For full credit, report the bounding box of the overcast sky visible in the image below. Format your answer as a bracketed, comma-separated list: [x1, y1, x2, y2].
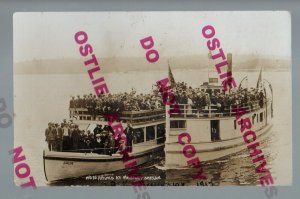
[13, 11, 291, 62]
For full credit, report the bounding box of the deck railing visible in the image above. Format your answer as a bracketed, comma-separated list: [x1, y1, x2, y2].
[69, 100, 271, 122]
[169, 101, 270, 119]
[69, 108, 165, 125]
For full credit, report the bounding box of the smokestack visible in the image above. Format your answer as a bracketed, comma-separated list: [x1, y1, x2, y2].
[227, 53, 232, 72]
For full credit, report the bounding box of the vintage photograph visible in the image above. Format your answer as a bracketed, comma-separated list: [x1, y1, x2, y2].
[13, 11, 292, 186]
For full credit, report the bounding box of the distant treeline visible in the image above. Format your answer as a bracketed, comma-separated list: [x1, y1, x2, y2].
[14, 55, 290, 74]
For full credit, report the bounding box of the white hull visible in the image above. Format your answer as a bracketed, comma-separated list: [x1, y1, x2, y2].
[165, 123, 273, 167]
[165, 101, 274, 167]
[43, 144, 164, 182]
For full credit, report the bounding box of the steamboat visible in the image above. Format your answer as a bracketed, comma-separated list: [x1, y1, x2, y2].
[43, 56, 273, 182]
[43, 109, 166, 182]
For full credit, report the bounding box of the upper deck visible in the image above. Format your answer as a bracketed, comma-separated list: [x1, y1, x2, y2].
[169, 100, 272, 119]
[69, 108, 165, 126]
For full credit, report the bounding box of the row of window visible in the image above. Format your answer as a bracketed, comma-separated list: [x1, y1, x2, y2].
[133, 124, 166, 144]
[170, 120, 186, 129]
[234, 111, 266, 130]
[170, 112, 266, 132]
[170, 110, 269, 130]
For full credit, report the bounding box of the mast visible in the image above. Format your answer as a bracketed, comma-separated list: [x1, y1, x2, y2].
[208, 51, 212, 82]
[256, 67, 263, 90]
[227, 53, 233, 94]
[168, 60, 176, 88]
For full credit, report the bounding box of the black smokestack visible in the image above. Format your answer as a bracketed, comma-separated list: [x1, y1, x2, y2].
[227, 53, 232, 72]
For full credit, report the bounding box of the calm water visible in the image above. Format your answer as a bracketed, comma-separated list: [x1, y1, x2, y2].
[14, 70, 292, 186]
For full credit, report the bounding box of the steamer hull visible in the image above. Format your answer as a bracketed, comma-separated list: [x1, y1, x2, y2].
[165, 100, 273, 167]
[43, 143, 164, 182]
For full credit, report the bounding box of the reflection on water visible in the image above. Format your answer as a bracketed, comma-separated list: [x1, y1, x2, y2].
[14, 71, 291, 186]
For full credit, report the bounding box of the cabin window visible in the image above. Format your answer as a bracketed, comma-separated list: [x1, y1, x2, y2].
[157, 124, 166, 144]
[170, 120, 186, 128]
[252, 114, 256, 124]
[260, 112, 263, 122]
[133, 128, 144, 144]
[146, 126, 155, 141]
[234, 120, 236, 130]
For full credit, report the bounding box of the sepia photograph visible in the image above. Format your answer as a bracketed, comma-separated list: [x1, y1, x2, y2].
[13, 11, 292, 187]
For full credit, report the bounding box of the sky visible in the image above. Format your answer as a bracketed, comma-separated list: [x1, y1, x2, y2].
[13, 11, 291, 63]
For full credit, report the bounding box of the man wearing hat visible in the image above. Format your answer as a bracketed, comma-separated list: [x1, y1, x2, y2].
[62, 123, 70, 151]
[45, 123, 57, 151]
[56, 123, 64, 151]
[70, 96, 76, 109]
[72, 125, 80, 151]
[124, 122, 134, 152]
[107, 132, 115, 155]
[93, 124, 103, 139]
[76, 95, 82, 108]
[94, 133, 103, 154]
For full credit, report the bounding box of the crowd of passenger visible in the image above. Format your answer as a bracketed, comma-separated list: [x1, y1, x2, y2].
[69, 90, 163, 115]
[172, 82, 266, 112]
[45, 120, 135, 155]
[69, 82, 266, 116]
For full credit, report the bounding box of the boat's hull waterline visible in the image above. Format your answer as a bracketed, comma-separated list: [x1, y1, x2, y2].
[43, 144, 164, 182]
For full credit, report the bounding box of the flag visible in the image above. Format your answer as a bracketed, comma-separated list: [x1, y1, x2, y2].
[256, 68, 263, 90]
[168, 61, 176, 88]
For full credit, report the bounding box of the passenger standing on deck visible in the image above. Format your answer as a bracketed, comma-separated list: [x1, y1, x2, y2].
[69, 96, 76, 108]
[94, 133, 102, 154]
[56, 123, 64, 151]
[108, 132, 115, 155]
[72, 125, 80, 150]
[68, 124, 74, 150]
[84, 130, 93, 149]
[62, 123, 70, 151]
[45, 123, 52, 151]
[45, 123, 57, 151]
[100, 126, 109, 154]
[79, 130, 85, 149]
[93, 124, 103, 139]
[54, 123, 59, 151]
[124, 122, 134, 152]
[69, 96, 76, 115]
